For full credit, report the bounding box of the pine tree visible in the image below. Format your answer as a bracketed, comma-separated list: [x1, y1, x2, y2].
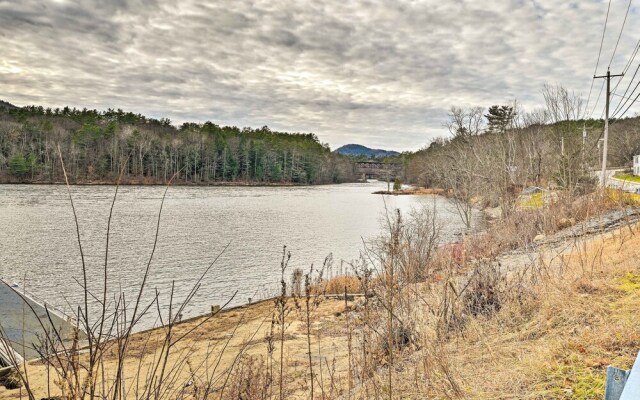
[485, 105, 515, 134]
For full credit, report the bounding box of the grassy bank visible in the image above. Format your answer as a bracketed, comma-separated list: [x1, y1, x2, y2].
[614, 174, 640, 184]
[433, 223, 640, 398]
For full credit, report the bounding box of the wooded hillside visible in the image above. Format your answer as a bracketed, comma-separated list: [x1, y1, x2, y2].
[405, 86, 640, 226]
[0, 103, 357, 185]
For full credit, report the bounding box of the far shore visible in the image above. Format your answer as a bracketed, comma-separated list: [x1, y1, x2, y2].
[373, 187, 447, 195]
[0, 180, 355, 187]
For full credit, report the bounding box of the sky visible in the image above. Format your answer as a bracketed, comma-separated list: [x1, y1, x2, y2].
[1, 0, 640, 151]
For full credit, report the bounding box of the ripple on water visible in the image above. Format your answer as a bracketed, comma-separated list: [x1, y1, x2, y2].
[0, 182, 477, 330]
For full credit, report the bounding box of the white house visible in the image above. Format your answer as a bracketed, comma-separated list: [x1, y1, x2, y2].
[635, 155, 640, 176]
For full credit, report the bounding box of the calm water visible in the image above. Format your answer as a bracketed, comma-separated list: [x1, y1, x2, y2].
[0, 182, 472, 329]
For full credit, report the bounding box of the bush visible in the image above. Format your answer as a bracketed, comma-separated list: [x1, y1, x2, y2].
[463, 261, 504, 317]
[393, 177, 402, 191]
[8, 153, 30, 178]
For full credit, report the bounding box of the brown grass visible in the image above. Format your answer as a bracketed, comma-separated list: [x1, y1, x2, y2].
[389, 222, 640, 399]
[313, 275, 361, 295]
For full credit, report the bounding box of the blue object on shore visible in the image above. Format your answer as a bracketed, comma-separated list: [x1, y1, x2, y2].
[605, 351, 640, 400]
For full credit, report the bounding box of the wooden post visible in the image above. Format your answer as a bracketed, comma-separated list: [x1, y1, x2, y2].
[211, 304, 221, 316]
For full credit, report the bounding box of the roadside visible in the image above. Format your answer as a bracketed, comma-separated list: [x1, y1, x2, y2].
[441, 220, 640, 399]
[609, 176, 640, 194]
[498, 207, 640, 273]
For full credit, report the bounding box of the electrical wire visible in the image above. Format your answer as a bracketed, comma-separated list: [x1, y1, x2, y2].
[608, 0, 633, 68]
[584, 0, 613, 118]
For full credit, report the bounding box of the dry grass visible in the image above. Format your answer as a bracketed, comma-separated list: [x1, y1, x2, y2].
[519, 191, 545, 209]
[606, 188, 640, 205]
[313, 275, 361, 295]
[389, 222, 640, 399]
[463, 191, 613, 261]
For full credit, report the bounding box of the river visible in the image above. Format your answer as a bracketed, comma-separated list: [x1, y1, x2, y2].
[0, 181, 474, 329]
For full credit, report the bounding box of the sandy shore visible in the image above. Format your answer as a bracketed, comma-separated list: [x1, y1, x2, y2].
[0, 297, 354, 399]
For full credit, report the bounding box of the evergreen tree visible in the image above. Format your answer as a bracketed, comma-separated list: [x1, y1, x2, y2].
[8, 153, 29, 178]
[485, 105, 515, 134]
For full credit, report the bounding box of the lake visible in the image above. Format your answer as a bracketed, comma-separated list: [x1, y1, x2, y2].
[0, 182, 473, 329]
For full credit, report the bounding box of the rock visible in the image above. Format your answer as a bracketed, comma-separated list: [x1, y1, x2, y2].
[483, 206, 502, 219]
[557, 218, 574, 229]
[0, 368, 22, 389]
[534, 234, 546, 242]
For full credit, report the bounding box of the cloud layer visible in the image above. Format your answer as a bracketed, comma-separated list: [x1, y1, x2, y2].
[1, 0, 639, 150]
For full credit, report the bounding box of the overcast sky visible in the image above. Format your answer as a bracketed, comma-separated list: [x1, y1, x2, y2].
[1, 0, 639, 151]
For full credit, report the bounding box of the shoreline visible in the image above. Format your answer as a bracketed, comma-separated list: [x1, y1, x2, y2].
[0, 179, 423, 189]
[373, 187, 447, 195]
[0, 180, 354, 188]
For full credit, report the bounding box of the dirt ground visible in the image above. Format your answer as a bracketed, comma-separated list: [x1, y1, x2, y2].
[0, 296, 355, 399]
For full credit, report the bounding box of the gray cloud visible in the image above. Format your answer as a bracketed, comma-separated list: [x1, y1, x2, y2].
[1, 0, 638, 150]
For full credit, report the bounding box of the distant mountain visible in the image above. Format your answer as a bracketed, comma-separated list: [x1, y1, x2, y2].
[334, 144, 400, 158]
[0, 100, 17, 110]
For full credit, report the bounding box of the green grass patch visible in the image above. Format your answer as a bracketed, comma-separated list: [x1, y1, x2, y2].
[606, 189, 640, 205]
[619, 272, 640, 293]
[537, 358, 606, 400]
[519, 192, 544, 209]
[613, 174, 640, 183]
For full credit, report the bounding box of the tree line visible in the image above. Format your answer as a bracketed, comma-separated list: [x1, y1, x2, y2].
[0, 103, 357, 185]
[405, 84, 640, 227]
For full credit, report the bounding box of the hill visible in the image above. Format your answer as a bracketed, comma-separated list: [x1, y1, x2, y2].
[334, 144, 400, 158]
[0, 100, 17, 110]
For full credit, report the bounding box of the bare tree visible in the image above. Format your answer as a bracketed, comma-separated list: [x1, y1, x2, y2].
[542, 83, 584, 122]
[521, 108, 550, 128]
[609, 121, 640, 167]
[445, 106, 485, 138]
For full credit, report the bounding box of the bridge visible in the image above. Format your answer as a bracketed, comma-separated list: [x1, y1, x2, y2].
[355, 161, 403, 180]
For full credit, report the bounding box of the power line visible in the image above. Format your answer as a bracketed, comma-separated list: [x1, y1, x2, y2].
[590, 80, 606, 118]
[608, 0, 633, 68]
[611, 40, 640, 118]
[612, 87, 640, 120]
[621, 38, 640, 73]
[585, 0, 613, 118]
[608, 1, 638, 116]
[610, 62, 640, 117]
[582, 0, 634, 145]
[592, 1, 637, 121]
[609, 38, 640, 103]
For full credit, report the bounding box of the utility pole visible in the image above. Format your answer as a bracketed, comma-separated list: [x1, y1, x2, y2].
[594, 67, 624, 187]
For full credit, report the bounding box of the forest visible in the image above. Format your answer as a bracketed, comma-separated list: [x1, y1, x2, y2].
[0, 102, 357, 185]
